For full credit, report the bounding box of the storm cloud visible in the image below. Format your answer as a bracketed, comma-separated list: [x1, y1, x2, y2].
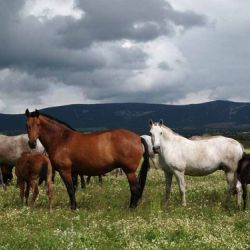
[0, 0, 249, 113]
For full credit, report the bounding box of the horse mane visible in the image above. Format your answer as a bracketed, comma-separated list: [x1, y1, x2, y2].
[41, 113, 76, 131]
[161, 125, 179, 138]
[29, 111, 76, 131]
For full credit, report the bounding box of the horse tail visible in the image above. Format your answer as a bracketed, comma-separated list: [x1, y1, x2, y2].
[138, 137, 150, 198]
[38, 162, 48, 185]
[38, 157, 53, 185]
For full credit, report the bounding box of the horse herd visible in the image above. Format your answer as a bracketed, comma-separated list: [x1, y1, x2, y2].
[0, 109, 250, 211]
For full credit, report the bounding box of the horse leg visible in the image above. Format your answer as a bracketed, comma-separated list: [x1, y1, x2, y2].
[80, 175, 86, 189]
[236, 179, 242, 207]
[174, 170, 186, 206]
[59, 170, 77, 210]
[115, 168, 123, 177]
[98, 175, 103, 185]
[225, 171, 236, 205]
[24, 182, 30, 206]
[242, 183, 248, 211]
[47, 180, 53, 210]
[18, 179, 25, 205]
[30, 179, 39, 207]
[126, 172, 141, 208]
[51, 168, 56, 183]
[72, 174, 78, 192]
[164, 171, 173, 205]
[86, 176, 91, 184]
[0, 167, 6, 190]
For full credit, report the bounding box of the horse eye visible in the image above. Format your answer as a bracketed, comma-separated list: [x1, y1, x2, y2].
[149, 132, 152, 136]
[160, 132, 163, 135]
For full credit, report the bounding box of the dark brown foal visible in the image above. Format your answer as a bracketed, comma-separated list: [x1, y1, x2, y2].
[15, 152, 53, 209]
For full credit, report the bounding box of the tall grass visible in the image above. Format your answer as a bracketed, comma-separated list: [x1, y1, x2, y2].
[0, 169, 249, 249]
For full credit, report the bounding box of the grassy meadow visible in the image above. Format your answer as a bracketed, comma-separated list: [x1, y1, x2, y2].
[1, 154, 250, 249]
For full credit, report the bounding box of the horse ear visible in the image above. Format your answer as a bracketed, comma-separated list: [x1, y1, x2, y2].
[159, 119, 164, 126]
[35, 109, 39, 117]
[149, 119, 153, 127]
[25, 109, 30, 117]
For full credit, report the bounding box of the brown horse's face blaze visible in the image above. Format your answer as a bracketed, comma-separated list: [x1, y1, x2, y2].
[25, 110, 40, 149]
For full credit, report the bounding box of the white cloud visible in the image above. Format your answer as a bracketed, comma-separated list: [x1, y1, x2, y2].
[39, 84, 94, 108]
[173, 90, 213, 105]
[21, 0, 84, 21]
[0, 68, 94, 113]
[124, 37, 189, 91]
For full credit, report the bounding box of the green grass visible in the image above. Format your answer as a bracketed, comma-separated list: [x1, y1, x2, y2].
[0, 169, 250, 249]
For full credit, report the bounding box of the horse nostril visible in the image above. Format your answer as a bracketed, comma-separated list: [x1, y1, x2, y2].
[28, 140, 37, 149]
[153, 146, 160, 153]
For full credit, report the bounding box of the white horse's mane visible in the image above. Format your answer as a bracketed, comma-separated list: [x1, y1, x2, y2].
[160, 124, 181, 139]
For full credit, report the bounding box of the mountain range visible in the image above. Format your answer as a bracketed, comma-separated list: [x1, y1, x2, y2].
[1, 100, 250, 135]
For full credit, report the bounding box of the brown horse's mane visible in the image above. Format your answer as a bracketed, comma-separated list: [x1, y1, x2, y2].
[29, 111, 76, 131]
[29, 111, 114, 135]
[39, 113, 114, 135]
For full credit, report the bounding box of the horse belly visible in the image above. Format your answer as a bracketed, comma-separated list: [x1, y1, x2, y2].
[184, 153, 221, 176]
[185, 164, 220, 176]
[71, 149, 116, 175]
[72, 161, 115, 175]
[0, 150, 17, 166]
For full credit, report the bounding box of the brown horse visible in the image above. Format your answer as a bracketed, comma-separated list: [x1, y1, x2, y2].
[15, 152, 53, 209]
[237, 153, 250, 210]
[25, 109, 149, 209]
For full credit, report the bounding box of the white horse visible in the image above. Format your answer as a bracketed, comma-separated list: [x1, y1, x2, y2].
[140, 135, 160, 169]
[149, 119, 244, 206]
[0, 134, 45, 166]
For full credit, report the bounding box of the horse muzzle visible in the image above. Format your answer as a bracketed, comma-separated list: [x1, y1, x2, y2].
[28, 140, 37, 149]
[153, 146, 161, 154]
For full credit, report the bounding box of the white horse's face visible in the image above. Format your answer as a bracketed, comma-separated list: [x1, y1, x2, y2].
[149, 120, 163, 154]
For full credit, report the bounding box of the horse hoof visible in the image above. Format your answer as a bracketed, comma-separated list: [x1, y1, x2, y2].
[129, 203, 137, 209]
[71, 204, 76, 210]
[160, 199, 169, 208]
[164, 202, 170, 208]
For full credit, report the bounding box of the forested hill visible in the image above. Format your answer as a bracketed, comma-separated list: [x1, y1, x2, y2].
[1, 100, 250, 135]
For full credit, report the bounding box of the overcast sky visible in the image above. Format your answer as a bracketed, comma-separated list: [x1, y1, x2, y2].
[0, 0, 249, 113]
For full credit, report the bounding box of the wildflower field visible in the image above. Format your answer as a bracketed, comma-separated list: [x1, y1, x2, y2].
[0, 162, 250, 249]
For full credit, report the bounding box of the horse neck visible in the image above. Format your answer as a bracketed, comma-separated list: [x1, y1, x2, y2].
[38, 116, 72, 153]
[162, 126, 177, 141]
[161, 126, 187, 145]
